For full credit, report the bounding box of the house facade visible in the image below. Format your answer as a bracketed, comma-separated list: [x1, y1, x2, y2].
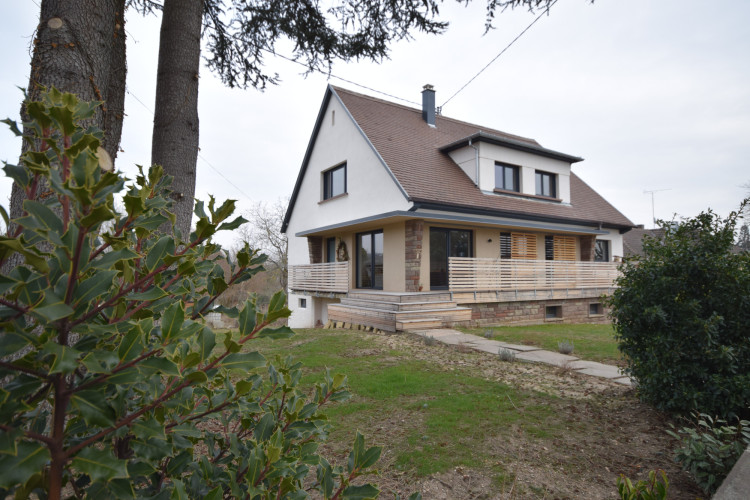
[282, 85, 634, 331]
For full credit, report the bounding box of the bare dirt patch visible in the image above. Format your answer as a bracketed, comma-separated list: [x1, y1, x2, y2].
[332, 329, 703, 499]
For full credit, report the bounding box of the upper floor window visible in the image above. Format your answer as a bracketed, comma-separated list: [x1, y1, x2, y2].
[535, 170, 556, 198]
[594, 240, 610, 262]
[495, 162, 519, 192]
[323, 163, 346, 200]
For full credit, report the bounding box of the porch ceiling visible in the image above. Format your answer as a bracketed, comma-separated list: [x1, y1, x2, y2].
[295, 209, 609, 237]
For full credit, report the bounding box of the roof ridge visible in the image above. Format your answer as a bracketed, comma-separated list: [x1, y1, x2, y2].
[331, 85, 540, 146]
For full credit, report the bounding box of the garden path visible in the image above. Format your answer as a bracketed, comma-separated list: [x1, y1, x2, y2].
[414, 328, 633, 386]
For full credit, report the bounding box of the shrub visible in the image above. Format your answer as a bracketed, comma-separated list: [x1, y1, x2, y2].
[0, 89, 381, 499]
[668, 413, 750, 494]
[608, 206, 750, 418]
[616, 469, 669, 500]
[498, 348, 516, 362]
[557, 340, 574, 355]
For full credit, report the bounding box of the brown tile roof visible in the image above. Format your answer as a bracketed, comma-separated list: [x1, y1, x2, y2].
[623, 227, 665, 257]
[334, 86, 634, 230]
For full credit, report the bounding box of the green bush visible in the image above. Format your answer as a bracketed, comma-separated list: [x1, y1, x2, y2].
[0, 89, 382, 499]
[616, 469, 669, 500]
[608, 206, 750, 419]
[668, 413, 750, 495]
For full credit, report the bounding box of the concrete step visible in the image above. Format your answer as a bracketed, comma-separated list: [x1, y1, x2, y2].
[346, 291, 452, 303]
[339, 298, 460, 311]
[393, 307, 472, 321]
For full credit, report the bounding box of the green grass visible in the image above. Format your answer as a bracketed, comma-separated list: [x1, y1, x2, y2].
[243, 328, 565, 479]
[461, 323, 623, 365]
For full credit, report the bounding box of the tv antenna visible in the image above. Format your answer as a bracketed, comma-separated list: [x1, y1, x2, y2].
[643, 189, 671, 228]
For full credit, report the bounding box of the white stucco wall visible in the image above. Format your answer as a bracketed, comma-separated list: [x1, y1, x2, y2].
[595, 229, 624, 261]
[447, 143, 573, 203]
[285, 93, 412, 270]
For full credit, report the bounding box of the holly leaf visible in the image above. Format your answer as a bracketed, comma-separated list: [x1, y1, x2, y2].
[220, 352, 265, 373]
[0, 441, 50, 489]
[72, 447, 129, 483]
[71, 390, 116, 427]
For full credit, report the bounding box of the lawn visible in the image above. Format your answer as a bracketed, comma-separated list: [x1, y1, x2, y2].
[239, 327, 700, 498]
[460, 323, 624, 365]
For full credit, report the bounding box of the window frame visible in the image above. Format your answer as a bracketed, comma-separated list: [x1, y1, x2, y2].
[535, 170, 557, 198]
[594, 240, 610, 262]
[322, 163, 347, 200]
[495, 162, 520, 192]
[325, 237, 336, 263]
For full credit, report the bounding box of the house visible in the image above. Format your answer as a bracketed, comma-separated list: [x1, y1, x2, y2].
[282, 85, 635, 331]
[623, 226, 665, 258]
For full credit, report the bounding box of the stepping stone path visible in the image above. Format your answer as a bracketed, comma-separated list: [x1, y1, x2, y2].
[414, 328, 633, 386]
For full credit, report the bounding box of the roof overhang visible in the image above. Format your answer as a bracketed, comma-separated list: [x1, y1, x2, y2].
[295, 208, 613, 238]
[440, 131, 584, 164]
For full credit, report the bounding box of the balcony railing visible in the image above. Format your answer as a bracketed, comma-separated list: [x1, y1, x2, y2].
[288, 262, 350, 293]
[449, 257, 620, 292]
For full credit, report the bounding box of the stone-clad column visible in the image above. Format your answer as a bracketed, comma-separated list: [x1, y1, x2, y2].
[405, 220, 424, 292]
[307, 236, 323, 264]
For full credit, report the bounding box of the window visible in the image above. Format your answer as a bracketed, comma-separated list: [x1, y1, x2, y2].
[535, 170, 556, 198]
[299, 298, 307, 309]
[326, 237, 336, 263]
[545, 235, 576, 261]
[356, 230, 383, 289]
[589, 303, 602, 315]
[545, 305, 562, 320]
[500, 232, 536, 259]
[500, 232, 511, 259]
[323, 163, 346, 200]
[495, 163, 519, 192]
[594, 240, 610, 262]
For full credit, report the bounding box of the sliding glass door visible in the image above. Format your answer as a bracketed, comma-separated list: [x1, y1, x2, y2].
[356, 230, 383, 289]
[429, 228, 472, 289]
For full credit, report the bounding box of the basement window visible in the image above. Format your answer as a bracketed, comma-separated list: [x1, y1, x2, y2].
[589, 303, 602, 316]
[299, 298, 307, 309]
[545, 305, 562, 320]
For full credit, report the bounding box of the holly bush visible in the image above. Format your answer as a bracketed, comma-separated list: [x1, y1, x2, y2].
[0, 89, 384, 499]
[608, 206, 750, 419]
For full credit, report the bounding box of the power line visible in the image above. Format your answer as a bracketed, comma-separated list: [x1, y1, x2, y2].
[441, 0, 558, 108]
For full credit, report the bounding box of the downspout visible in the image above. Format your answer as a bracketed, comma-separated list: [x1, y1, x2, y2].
[468, 138, 479, 187]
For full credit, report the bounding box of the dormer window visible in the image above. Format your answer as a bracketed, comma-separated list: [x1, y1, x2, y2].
[535, 170, 556, 198]
[323, 163, 346, 200]
[495, 162, 519, 192]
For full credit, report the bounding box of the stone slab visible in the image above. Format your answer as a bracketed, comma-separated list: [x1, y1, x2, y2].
[713, 447, 750, 500]
[568, 360, 627, 379]
[611, 377, 633, 386]
[514, 350, 579, 367]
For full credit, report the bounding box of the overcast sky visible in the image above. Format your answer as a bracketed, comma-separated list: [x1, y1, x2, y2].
[2, 0, 749, 248]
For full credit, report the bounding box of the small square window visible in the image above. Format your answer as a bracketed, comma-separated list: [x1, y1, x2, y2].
[589, 303, 602, 315]
[323, 163, 346, 200]
[535, 170, 557, 198]
[299, 298, 307, 309]
[545, 305, 562, 319]
[495, 163, 519, 192]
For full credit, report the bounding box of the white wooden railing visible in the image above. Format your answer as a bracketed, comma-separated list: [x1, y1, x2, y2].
[288, 262, 350, 293]
[449, 257, 620, 292]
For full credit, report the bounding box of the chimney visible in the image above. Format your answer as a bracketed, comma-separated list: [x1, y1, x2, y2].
[421, 84, 436, 127]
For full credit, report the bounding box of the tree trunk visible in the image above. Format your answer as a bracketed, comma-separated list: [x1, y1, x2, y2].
[6, 0, 126, 266]
[151, 0, 204, 240]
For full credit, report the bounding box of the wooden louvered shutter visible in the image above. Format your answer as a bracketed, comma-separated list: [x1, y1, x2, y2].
[553, 235, 576, 261]
[511, 233, 537, 259]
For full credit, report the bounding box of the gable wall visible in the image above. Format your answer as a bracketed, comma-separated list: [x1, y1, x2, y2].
[286, 94, 411, 266]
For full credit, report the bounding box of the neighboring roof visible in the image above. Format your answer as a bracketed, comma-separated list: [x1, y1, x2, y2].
[623, 227, 665, 257]
[283, 85, 635, 233]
